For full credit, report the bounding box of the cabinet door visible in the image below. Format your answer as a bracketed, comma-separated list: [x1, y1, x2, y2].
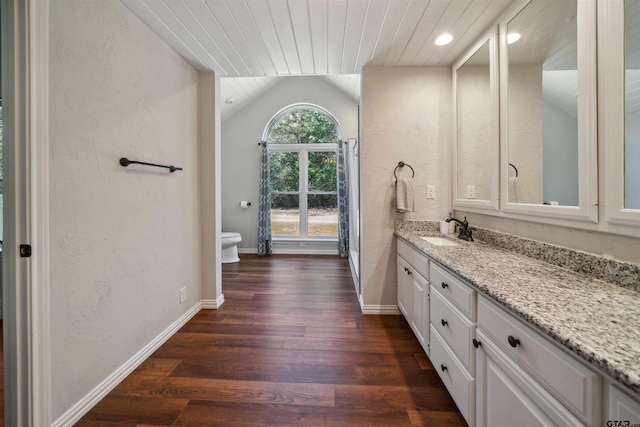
[609, 386, 640, 425]
[475, 330, 583, 427]
[396, 256, 412, 320]
[411, 271, 429, 352]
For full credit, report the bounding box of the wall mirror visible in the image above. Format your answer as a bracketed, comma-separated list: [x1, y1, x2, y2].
[500, 0, 597, 222]
[453, 28, 499, 213]
[602, 0, 640, 229]
[625, 0, 640, 211]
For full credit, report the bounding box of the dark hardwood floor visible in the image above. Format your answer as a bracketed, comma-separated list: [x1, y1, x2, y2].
[76, 255, 465, 426]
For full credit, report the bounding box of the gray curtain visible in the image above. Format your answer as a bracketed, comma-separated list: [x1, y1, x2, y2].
[338, 140, 349, 257]
[257, 141, 272, 255]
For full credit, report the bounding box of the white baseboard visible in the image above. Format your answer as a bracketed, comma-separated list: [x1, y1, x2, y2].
[238, 247, 339, 255]
[201, 294, 225, 309]
[52, 301, 202, 427]
[361, 304, 402, 315]
[272, 248, 339, 255]
[237, 248, 257, 254]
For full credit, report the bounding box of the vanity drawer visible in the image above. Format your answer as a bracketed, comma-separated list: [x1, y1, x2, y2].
[477, 296, 600, 425]
[430, 287, 475, 374]
[397, 239, 429, 275]
[430, 263, 476, 319]
[430, 326, 475, 426]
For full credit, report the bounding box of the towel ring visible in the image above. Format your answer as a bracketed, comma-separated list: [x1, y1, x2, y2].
[509, 163, 519, 177]
[394, 161, 415, 179]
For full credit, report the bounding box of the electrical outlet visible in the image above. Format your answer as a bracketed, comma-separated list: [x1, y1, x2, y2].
[427, 186, 435, 199]
[467, 185, 476, 199]
[180, 287, 187, 304]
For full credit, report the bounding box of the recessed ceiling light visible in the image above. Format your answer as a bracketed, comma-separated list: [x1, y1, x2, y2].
[435, 33, 453, 46]
[507, 32, 522, 44]
[224, 97, 234, 105]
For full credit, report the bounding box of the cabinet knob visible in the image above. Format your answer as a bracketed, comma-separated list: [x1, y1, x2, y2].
[441, 282, 449, 289]
[440, 364, 448, 372]
[441, 319, 448, 327]
[407, 270, 412, 275]
[472, 338, 482, 349]
[404, 267, 408, 272]
[508, 335, 520, 348]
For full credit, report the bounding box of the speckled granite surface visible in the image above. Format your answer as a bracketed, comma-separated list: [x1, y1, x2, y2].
[395, 220, 640, 396]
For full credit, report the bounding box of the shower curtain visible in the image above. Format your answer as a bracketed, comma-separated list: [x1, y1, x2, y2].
[338, 140, 349, 257]
[257, 141, 273, 255]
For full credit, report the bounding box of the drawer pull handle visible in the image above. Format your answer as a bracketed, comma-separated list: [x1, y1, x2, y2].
[441, 319, 448, 327]
[440, 364, 448, 372]
[472, 338, 482, 348]
[441, 282, 449, 289]
[508, 335, 520, 348]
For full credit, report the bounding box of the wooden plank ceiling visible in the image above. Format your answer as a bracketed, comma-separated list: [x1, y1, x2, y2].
[121, 0, 516, 119]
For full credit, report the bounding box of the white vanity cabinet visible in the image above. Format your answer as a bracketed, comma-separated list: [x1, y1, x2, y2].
[476, 295, 601, 426]
[395, 237, 640, 426]
[429, 263, 477, 426]
[608, 386, 640, 425]
[396, 239, 429, 355]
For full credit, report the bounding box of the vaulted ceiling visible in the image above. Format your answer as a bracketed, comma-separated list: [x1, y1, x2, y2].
[122, 0, 516, 119]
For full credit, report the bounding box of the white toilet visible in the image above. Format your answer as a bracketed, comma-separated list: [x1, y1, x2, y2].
[221, 232, 242, 263]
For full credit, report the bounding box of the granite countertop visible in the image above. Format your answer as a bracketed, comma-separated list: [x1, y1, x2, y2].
[395, 223, 640, 396]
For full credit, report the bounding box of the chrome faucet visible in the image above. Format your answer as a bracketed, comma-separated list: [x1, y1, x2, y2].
[445, 215, 474, 242]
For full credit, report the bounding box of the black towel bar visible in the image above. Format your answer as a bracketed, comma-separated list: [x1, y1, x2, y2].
[120, 157, 182, 173]
[394, 161, 415, 179]
[509, 163, 518, 177]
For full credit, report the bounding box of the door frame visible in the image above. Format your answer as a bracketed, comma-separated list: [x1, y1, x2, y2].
[2, 0, 51, 425]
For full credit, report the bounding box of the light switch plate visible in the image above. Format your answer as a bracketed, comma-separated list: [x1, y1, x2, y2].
[467, 185, 476, 199]
[427, 186, 436, 199]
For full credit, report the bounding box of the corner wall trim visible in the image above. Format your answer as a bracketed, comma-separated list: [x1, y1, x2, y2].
[51, 302, 202, 427]
[201, 294, 224, 309]
[360, 304, 402, 315]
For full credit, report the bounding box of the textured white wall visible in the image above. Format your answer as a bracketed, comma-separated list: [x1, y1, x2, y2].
[221, 77, 358, 251]
[50, 0, 201, 419]
[199, 73, 221, 301]
[360, 66, 451, 308]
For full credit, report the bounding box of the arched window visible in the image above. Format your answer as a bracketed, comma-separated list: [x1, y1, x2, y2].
[264, 104, 343, 239]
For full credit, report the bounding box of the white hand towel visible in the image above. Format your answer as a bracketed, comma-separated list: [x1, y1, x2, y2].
[396, 177, 415, 212]
[508, 176, 521, 203]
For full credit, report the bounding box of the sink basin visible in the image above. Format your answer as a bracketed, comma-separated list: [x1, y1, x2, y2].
[420, 236, 461, 247]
